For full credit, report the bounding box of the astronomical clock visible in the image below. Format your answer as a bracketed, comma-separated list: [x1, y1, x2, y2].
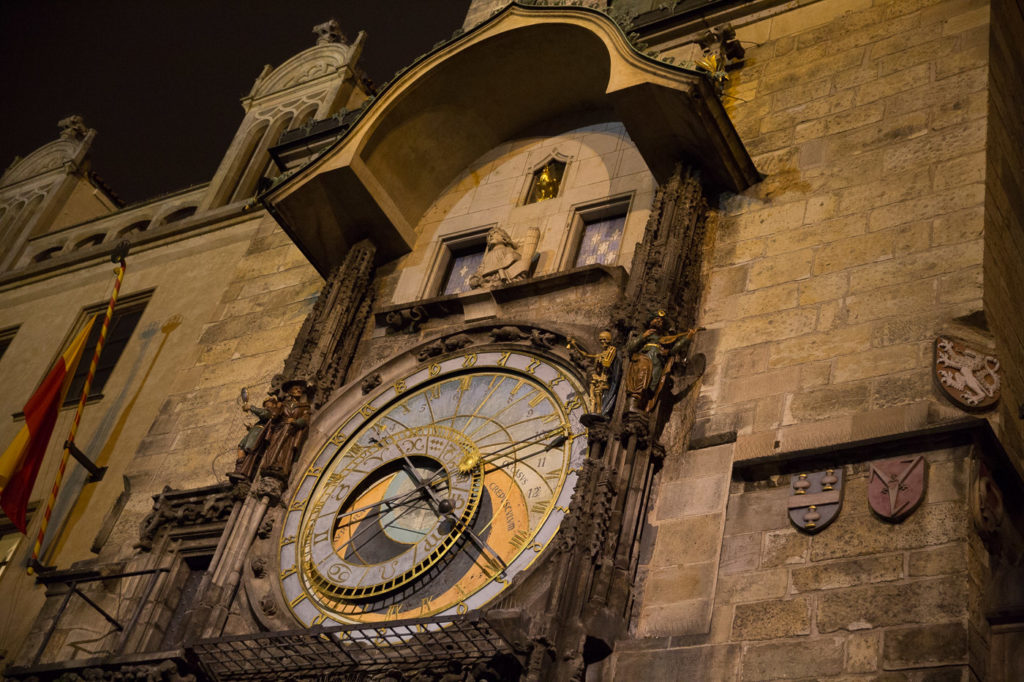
[267, 345, 589, 630]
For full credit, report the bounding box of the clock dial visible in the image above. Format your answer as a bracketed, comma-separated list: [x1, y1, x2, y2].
[278, 349, 588, 628]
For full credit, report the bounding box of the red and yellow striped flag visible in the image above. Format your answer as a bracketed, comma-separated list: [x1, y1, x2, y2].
[0, 318, 95, 533]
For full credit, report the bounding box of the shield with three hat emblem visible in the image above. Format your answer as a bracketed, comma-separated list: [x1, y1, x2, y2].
[788, 469, 843, 533]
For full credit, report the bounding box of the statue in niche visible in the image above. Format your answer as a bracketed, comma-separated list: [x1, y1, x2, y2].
[468, 225, 539, 289]
[259, 380, 312, 482]
[229, 390, 280, 482]
[624, 311, 697, 413]
[568, 331, 621, 420]
[526, 160, 565, 204]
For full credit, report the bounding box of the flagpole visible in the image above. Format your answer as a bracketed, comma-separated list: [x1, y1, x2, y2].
[30, 244, 129, 571]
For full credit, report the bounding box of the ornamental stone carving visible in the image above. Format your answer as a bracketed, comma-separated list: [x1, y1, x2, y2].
[468, 226, 539, 289]
[934, 335, 1001, 410]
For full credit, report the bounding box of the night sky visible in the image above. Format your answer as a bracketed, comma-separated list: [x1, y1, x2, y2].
[0, 1, 472, 204]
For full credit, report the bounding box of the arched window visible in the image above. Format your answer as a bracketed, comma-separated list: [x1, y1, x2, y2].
[162, 207, 197, 224]
[74, 233, 105, 249]
[32, 246, 63, 263]
[116, 219, 151, 238]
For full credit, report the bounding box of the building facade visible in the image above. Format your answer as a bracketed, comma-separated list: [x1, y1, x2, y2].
[0, 1, 1021, 680]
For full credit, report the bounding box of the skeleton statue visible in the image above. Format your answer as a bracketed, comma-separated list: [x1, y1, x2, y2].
[567, 331, 621, 418]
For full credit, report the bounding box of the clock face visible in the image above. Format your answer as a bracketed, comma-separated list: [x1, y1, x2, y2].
[278, 348, 588, 627]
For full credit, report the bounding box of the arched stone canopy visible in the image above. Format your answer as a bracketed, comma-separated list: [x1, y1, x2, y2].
[264, 3, 758, 275]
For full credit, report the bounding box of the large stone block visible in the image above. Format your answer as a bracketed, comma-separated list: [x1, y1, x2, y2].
[717, 308, 820, 352]
[645, 562, 718, 604]
[813, 230, 895, 275]
[732, 597, 810, 640]
[721, 367, 801, 404]
[719, 532, 761, 575]
[817, 575, 967, 633]
[847, 629, 880, 673]
[832, 344, 921, 383]
[724, 486, 791, 535]
[909, 544, 967, 577]
[746, 250, 814, 290]
[798, 271, 850, 306]
[788, 382, 871, 421]
[848, 241, 983, 294]
[791, 554, 902, 592]
[611, 644, 739, 682]
[761, 529, 809, 568]
[740, 636, 845, 681]
[664, 443, 733, 481]
[656, 475, 729, 519]
[845, 280, 936, 324]
[650, 513, 724, 566]
[716, 569, 788, 604]
[638, 599, 714, 638]
[767, 324, 873, 368]
[735, 282, 800, 318]
[882, 622, 968, 669]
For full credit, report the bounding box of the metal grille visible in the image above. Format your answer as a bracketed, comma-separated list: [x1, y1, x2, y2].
[188, 614, 519, 681]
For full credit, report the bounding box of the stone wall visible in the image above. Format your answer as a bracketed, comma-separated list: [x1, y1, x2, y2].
[0, 215, 320, 663]
[614, 443, 989, 680]
[106, 215, 320, 561]
[688, 0, 992, 456]
[984, 0, 1024, 465]
[616, 0, 1015, 678]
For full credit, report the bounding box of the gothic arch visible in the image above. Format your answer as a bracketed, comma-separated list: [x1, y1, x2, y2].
[251, 43, 353, 100]
[265, 3, 757, 275]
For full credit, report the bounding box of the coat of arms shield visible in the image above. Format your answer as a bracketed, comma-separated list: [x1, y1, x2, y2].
[868, 456, 928, 522]
[934, 335, 1001, 410]
[788, 469, 843, 533]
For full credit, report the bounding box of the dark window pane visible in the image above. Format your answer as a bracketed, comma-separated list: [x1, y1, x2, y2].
[0, 329, 15, 363]
[575, 215, 626, 267]
[442, 248, 486, 296]
[63, 303, 146, 406]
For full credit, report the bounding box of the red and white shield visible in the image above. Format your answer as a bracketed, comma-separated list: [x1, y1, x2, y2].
[868, 456, 928, 522]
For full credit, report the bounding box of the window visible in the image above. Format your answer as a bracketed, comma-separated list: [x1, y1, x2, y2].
[63, 292, 151, 406]
[0, 532, 21, 581]
[32, 246, 63, 263]
[524, 159, 566, 204]
[0, 326, 16, 364]
[159, 554, 211, 649]
[564, 196, 631, 269]
[74, 234, 105, 250]
[0, 505, 32, 579]
[117, 219, 151, 238]
[425, 228, 494, 298]
[441, 243, 486, 296]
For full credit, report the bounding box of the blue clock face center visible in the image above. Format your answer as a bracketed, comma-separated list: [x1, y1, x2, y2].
[379, 464, 443, 544]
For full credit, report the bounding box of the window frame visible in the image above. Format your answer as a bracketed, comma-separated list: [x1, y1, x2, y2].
[558, 194, 634, 271]
[0, 325, 18, 366]
[422, 226, 494, 299]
